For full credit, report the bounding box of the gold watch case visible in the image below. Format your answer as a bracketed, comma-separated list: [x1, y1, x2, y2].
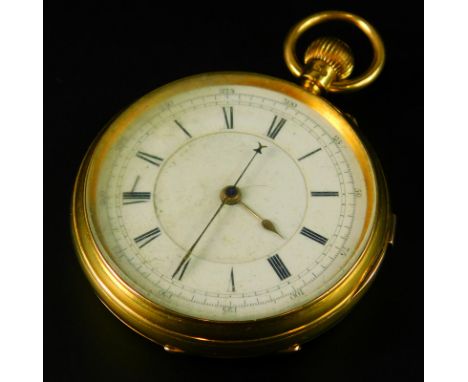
[71, 72, 395, 357]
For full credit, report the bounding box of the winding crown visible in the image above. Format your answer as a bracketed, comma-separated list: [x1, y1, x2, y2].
[301, 37, 354, 94]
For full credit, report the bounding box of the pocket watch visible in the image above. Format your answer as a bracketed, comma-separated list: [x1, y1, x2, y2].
[72, 11, 396, 357]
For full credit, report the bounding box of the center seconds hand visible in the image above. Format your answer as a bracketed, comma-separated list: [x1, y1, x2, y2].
[171, 142, 268, 279]
[233, 142, 267, 186]
[171, 200, 225, 279]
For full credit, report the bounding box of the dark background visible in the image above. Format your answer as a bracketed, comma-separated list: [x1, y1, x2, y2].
[46, 1, 423, 381]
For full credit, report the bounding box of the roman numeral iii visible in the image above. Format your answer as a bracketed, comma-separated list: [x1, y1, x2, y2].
[300, 227, 328, 245]
[267, 115, 286, 139]
[311, 191, 339, 197]
[134, 227, 161, 248]
[267, 254, 291, 280]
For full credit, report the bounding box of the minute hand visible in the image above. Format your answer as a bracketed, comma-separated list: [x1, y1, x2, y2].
[172, 200, 226, 279]
[172, 142, 268, 279]
[233, 142, 268, 186]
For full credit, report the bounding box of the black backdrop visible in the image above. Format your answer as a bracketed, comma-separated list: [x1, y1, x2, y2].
[45, 1, 423, 380]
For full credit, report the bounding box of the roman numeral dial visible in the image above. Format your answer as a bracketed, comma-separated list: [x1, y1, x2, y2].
[174, 120, 192, 138]
[230, 267, 236, 292]
[268, 254, 291, 280]
[300, 227, 328, 246]
[267, 115, 286, 139]
[311, 191, 339, 197]
[122, 191, 151, 205]
[223, 106, 234, 129]
[134, 227, 161, 248]
[96, 83, 367, 323]
[298, 148, 321, 161]
[136, 151, 164, 166]
[122, 176, 151, 204]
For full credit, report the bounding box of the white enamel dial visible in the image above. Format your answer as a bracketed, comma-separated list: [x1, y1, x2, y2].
[88, 82, 374, 321]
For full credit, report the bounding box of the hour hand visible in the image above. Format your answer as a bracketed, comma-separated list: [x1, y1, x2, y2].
[238, 201, 283, 239]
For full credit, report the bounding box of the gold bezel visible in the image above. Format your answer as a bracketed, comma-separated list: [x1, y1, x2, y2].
[71, 72, 393, 357]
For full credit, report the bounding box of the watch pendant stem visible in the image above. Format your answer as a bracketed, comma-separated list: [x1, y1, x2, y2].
[300, 37, 354, 95]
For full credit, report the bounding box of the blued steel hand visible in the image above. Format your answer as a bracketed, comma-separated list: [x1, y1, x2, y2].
[239, 201, 284, 238]
[172, 142, 268, 279]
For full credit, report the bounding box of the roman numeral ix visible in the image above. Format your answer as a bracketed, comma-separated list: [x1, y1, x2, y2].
[134, 227, 161, 248]
[267, 254, 291, 280]
[267, 115, 286, 139]
[300, 227, 328, 246]
[122, 191, 151, 205]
